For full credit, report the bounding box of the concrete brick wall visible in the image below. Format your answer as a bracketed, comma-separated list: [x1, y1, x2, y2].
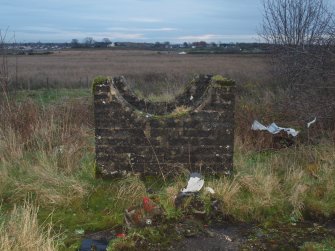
[93, 74, 235, 178]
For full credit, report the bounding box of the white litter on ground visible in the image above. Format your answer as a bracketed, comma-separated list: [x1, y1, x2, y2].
[181, 172, 205, 193]
[251, 120, 299, 137]
[307, 117, 317, 128]
[204, 187, 215, 195]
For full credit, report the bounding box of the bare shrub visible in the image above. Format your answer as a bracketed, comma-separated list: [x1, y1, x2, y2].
[261, 0, 335, 88]
[260, 1, 335, 139]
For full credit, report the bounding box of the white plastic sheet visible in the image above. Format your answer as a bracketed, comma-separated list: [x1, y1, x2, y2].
[251, 120, 299, 137]
[181, 172, 204, 193]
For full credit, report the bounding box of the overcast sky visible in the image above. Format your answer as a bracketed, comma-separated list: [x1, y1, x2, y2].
[1, 0, 264, 43]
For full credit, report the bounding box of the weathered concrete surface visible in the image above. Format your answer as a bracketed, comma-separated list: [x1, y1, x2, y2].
[93, 74, 235, 177]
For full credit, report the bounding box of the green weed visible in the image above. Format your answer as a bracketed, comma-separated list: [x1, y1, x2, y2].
[11, 88, 91, 105]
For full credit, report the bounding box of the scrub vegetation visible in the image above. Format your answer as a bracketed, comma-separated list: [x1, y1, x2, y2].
[0, 51, 334, 250]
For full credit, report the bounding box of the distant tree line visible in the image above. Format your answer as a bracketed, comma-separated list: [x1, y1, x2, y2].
[69, 38, 269, 52]
[70, 37, 112, 48]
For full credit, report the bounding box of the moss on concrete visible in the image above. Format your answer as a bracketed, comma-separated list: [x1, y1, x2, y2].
[92, 76, 110, 92]
[211, 75, 235, 87]
[151, 106, 191, 120]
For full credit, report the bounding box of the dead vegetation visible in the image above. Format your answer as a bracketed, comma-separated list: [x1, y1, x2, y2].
[0, 49, 334, 250]
[0, 201, 60, 251]
[208, 143, 335, 222]
[5, 50, 270, 90]
[0, 97, 94, 208]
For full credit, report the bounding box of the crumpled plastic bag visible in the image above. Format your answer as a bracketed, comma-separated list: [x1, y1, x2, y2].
[181, 172, 204, 193]
[251, 120, 299, 137]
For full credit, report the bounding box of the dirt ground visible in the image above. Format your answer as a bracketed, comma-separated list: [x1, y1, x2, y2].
[170, 220, 335, 251]
[169, 223, 249, 251]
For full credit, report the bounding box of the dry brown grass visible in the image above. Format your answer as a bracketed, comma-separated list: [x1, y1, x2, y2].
[7, 50, 270, 89]
[0, 201, 60, 251]
[7, 49, 333, 146]
[207, 176, 241, 216]
[0, 98, 93, 207]
[207, 143, 335, 222]
[1, 49, 334, 249]
[115, 175, 147, 206]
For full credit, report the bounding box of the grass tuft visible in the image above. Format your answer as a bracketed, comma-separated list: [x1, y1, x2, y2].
[0, 201, 60, 251]
[208, 143, 335, 222]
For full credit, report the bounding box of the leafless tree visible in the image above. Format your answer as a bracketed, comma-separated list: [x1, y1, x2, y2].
[83, 37, 95, 47]
[71, 38, 80, 48]
[261, 0, 335, 88]
[102, 38, 111, 44]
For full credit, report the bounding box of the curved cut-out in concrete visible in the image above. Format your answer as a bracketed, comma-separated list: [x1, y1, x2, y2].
[93, 74, 235, 178]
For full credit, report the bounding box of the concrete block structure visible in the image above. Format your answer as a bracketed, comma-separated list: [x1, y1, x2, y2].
[93, 75, 235, 177]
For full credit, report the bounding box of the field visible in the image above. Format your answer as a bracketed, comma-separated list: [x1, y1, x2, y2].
[7, 49, 270, 90]
[1, 50, 335, 250]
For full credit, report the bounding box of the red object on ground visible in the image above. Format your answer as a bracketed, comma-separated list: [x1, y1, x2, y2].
[143, 197, 155, 213]
[116, 233, 126, 238]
